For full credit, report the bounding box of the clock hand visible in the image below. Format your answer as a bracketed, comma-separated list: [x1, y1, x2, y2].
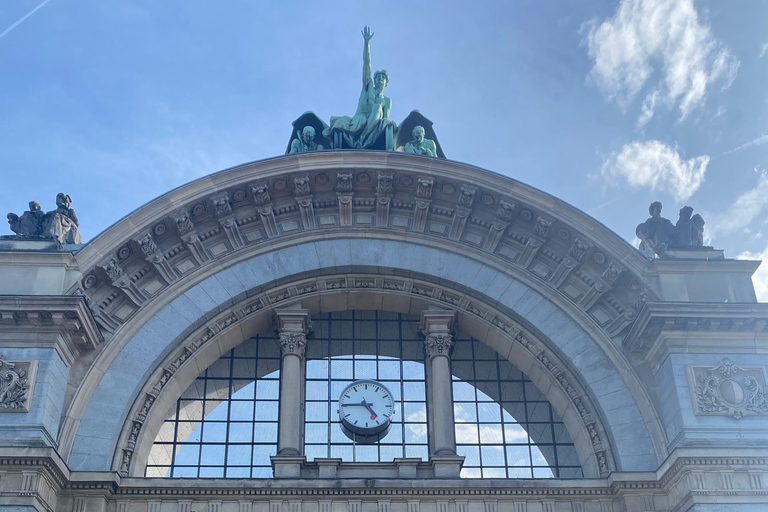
[361, 398, 378, 419]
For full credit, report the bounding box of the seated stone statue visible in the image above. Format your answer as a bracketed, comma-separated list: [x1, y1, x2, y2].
[404, 125, 437, 157]
[674, 206, 695, 247]
[636, 201, 675, 255]
[7, 201, 45, 236]
[290, 126, 323, 153]
[44, 193, 81, 245]
[323, 26, 396, 149]
[692, 214, 705, 246]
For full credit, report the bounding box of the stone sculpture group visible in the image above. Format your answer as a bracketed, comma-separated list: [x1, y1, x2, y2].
[635, 201, 706, 255]
[6, 193, 81, 246]
[286, 27, 440, 157]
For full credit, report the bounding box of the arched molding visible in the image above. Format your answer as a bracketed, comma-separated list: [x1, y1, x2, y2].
[61, 229, 664, 464]
[115, 276, 614, 479]
[61, 238, 667, 477]
[67, 152, 657, 350]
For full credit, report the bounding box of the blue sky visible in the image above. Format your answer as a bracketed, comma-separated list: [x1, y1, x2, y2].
[2, 0, 767, 297]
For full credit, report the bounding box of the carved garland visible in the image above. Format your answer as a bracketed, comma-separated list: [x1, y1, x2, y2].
[116, 276, 615, 477]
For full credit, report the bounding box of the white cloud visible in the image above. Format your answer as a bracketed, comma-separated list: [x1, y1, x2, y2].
[722, 134, 768, 156]
[738, 246, 768, 302]
[637, 90, 660, 128]
[759, 42, 768, 59]
[600, 140, 708, 201]
[712, 171, 768, 234]
[585, 0, 739, 124]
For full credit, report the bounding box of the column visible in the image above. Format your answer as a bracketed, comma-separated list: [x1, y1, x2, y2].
[272, 306, 311, 477]
[275, 306, 311, 454]
[420, 309, 464, 477]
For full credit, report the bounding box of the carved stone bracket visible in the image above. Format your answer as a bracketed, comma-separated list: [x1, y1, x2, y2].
[485, 199, 515, 252]
[337, 173, 354, 226]
[251, 183, 279, 238]
[688, 359, 768, 419]
[549, 237, 590, 288]
[210, 192, 244, 249]
[293, 175, 315, 230]
[173, 210, 210, 265]
[519, 216, 550, 268]
[134, 232, 178, 285]
[580, 262, 624, 310]
[375, 172, 393, 227]
[450, 186, 476, 241]
[99, 258, 147, 308]
[413, 178, 434, 232]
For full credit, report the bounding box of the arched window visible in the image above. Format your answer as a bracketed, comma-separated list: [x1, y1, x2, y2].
[146, 310, 582, 478]
[145, 333, 281, 478]
[451, 334, 582, 478]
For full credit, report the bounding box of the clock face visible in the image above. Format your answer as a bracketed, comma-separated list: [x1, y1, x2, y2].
[338, 380, 395, 443]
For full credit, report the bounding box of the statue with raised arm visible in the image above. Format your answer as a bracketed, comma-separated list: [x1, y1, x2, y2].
[323, 26, 396, 149]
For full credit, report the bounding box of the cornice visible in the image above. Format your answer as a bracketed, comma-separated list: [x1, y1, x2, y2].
[65, 153, 657, 347]
[623, 301, 768, 358]
[0, 295, 104, 366]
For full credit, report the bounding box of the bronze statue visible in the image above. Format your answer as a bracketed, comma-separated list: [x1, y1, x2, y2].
[290, 126, 323, 153]
[323, 26, 396, 149]
[404, 126, 437, 157]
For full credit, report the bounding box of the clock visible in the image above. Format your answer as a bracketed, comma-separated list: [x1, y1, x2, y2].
[338, 380, 395, 443]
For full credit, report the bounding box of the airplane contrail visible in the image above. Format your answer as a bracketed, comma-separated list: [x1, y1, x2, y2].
[0, 0, 51, 40]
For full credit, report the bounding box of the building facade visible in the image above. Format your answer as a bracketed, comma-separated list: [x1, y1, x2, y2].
[0, 151, 766, 512]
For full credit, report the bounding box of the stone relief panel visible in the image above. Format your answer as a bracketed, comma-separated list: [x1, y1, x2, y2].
[0, 355, 37, 412]
[687, 358, 768, 419]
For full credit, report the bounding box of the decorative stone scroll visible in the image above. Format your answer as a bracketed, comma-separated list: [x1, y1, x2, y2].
[688, 359, 768, 419]
[0, 355, 36, 412]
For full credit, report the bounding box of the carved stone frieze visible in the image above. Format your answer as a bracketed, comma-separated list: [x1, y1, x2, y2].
[688, 359, 768, 419]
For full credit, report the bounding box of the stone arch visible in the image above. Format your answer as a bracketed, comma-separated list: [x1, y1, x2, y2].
[143, 309, 574, 476]
[63, 238, 665, 478]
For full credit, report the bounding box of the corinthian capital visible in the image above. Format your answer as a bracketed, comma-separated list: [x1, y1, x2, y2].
[279, 332, 307, 357]
[425, 333, 453, 359]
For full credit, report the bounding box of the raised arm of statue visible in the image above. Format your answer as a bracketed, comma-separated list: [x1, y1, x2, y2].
[361, 26, 373, 87]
